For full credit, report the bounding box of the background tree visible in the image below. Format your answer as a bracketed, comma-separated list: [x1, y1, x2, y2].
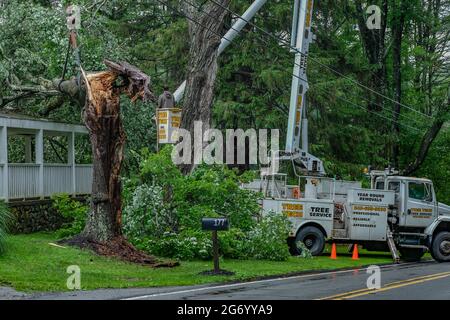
[178, 0, 230, 174]
[0, 0, 448, 204]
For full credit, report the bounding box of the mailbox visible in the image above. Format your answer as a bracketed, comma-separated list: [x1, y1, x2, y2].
[201, 218, 229, 231]
[201, 217, 231, 275]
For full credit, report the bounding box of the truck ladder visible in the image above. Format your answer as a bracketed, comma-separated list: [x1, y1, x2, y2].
[387, 227, 400, 263]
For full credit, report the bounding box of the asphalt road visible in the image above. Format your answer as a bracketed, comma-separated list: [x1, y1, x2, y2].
[22, 260, 450, 300]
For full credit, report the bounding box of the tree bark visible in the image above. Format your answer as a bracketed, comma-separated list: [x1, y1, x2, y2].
[179, 0, 230, 174]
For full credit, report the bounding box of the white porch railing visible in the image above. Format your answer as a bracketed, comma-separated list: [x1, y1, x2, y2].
[44, 164, 73, 196]
[1, 115, 92, 202]
[1, 164, 93, 201]
[0, 164, 4, 198]
[75, 165, 93, 195]
[8, 164, 40, 199]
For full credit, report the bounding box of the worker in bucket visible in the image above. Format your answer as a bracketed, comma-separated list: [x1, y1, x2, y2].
[158, 85, 175, 109]
[154, 85, 175, 125]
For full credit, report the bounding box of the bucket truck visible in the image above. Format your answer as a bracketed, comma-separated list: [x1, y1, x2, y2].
[242, 0, 450, 263]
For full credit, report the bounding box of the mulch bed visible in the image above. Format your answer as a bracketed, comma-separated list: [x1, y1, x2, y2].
[61, 235, 179, 268]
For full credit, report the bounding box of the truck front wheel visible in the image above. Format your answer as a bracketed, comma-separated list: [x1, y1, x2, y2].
[431, 232, 450, 262]
[293, 226, 325, 256]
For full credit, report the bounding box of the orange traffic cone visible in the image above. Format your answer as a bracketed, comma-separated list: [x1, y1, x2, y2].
[352, 244, 359, 260]
[330, 243, 337, 259]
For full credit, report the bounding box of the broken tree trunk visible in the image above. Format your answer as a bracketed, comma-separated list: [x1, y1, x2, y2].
[82, 70, 124, 242]
[7, 60, 175, 266]
[62, 60, 176, 266]
[81, 60, 156, 243]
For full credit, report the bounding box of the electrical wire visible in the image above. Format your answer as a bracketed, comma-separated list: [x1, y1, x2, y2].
[181, 0, 427, 127]
[206, 0, 433, 119]
[154, 0, 423, 134]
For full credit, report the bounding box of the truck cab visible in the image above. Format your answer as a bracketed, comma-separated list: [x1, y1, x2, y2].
[372, 172, 450, 262]
[374, 176, 438, 229]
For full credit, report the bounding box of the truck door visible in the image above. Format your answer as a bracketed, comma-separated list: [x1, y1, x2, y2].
[405, 181, 437, 228]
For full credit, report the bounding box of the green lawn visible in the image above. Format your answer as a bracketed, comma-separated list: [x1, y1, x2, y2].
[0, 233, 394, 292]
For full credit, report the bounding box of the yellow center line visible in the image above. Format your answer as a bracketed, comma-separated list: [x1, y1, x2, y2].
[317, 271, 450, 300]
[337, 273, 450, 300]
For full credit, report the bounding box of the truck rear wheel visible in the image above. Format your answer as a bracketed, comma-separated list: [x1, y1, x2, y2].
[293, 226, 325, 256]
[399, 248, 426, 262]
[431, 232, 450, 262]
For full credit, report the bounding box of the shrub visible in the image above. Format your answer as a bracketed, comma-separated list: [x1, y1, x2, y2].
[140, 146, 183, 189]
[139, 148, 262, 230]
[52, 194, 88, 238]
[0, 201, 13, 254]
[296, 241, 313, 259]
[218, 228, 249, 259]
[123, 183, 177, 244]
[140, 214, 291, 262]
[123, 149, 291, 261]
[174, 164, 262, 231]
[143, 229, 212, 260]
[246, 213, 292, 261]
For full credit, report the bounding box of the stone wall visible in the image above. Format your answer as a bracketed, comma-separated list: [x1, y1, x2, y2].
[8, 197, 88, 234]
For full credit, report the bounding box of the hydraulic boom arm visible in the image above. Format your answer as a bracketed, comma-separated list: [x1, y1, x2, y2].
[283, 0, 325, 175]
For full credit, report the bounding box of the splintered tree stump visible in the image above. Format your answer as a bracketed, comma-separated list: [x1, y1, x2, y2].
[82, 70, 126, 243]
[63, 60, 175, 267]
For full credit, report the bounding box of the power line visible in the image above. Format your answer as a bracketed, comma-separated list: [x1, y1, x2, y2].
[206, 0, 433, 120]
[309, 81, 423, 133]
[155, 0, 423, 134]
[180, 0, 427, 127]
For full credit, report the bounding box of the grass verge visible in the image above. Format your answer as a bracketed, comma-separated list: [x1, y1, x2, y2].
[0, 233, 394, 292]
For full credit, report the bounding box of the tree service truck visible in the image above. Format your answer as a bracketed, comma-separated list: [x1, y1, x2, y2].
[242, 0, 450, 263]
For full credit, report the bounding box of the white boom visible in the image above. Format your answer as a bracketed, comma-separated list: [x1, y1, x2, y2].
[283, 0, 324, 175]
[173, 0, 268, 103]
